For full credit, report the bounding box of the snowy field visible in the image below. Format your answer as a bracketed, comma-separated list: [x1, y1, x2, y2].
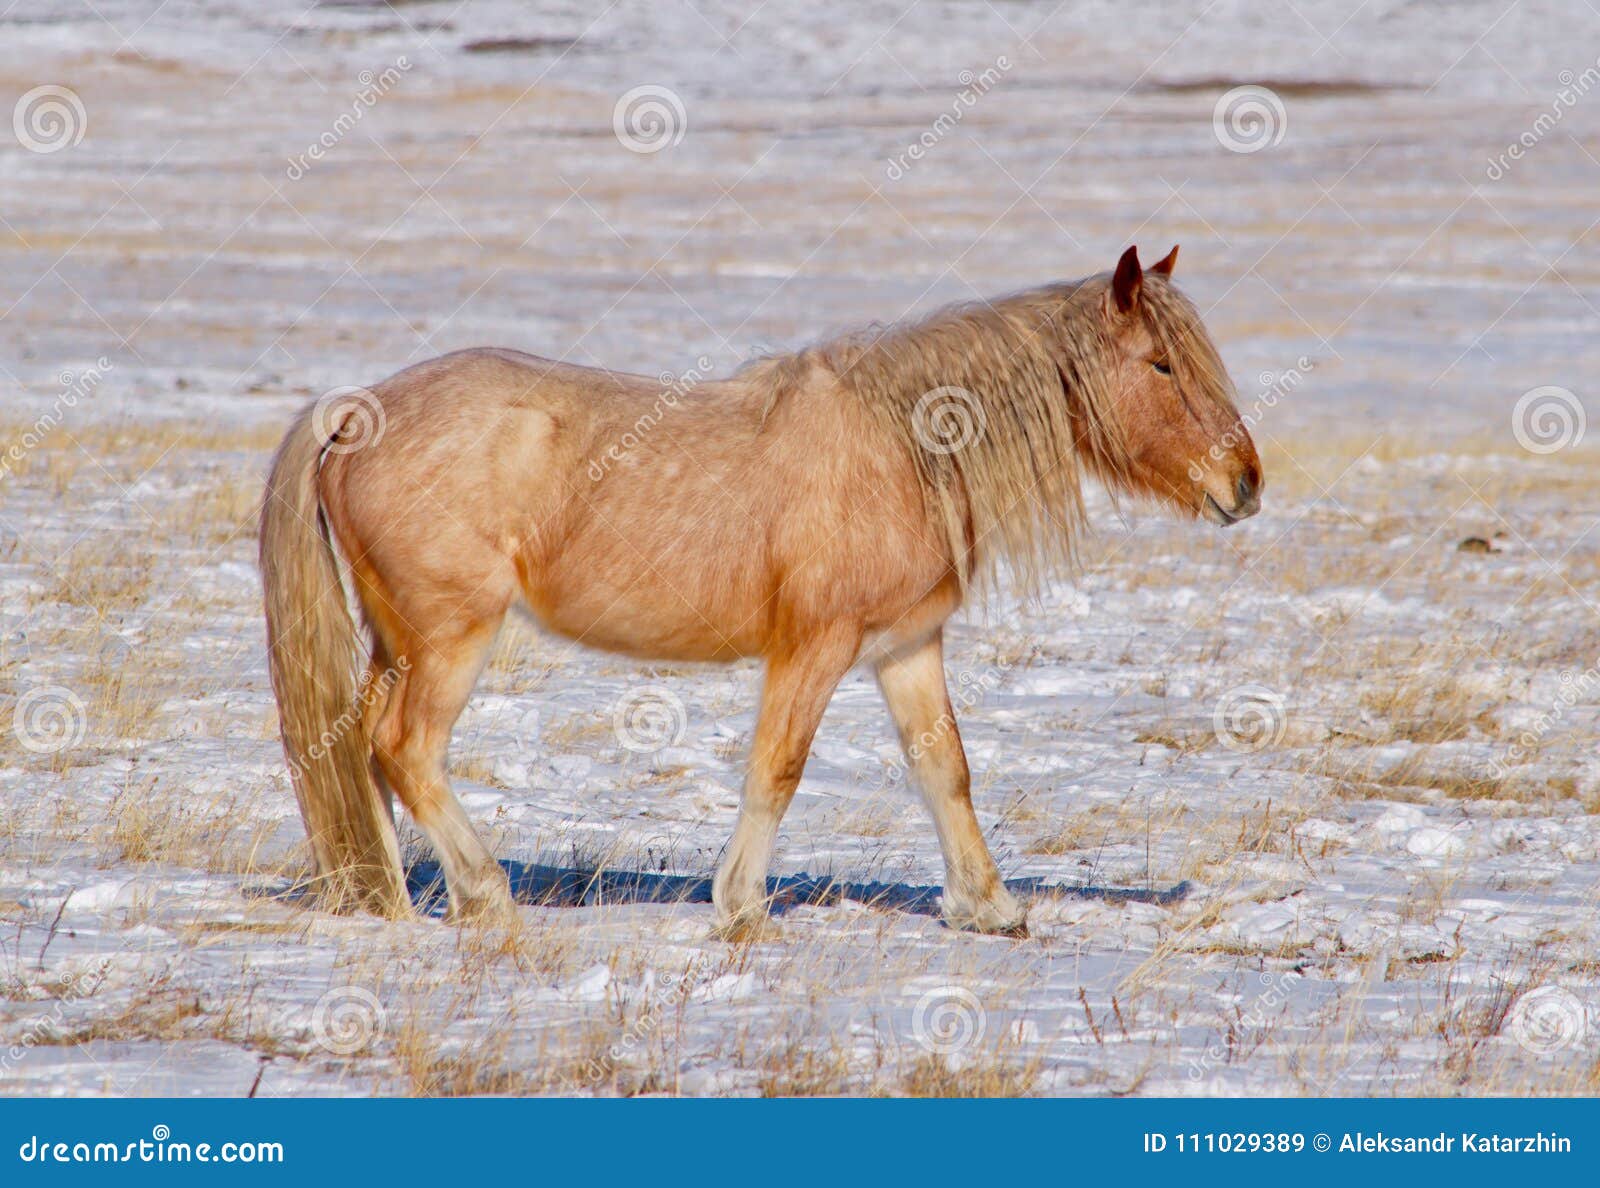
[2, 0, 1599, 1096]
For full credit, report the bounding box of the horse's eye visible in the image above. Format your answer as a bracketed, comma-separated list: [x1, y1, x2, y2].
[1152, 360, 1171, 375]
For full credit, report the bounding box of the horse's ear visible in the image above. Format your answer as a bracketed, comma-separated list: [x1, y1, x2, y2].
[1150, 244, 1179, 276]
[1111, 245, 1142, 314]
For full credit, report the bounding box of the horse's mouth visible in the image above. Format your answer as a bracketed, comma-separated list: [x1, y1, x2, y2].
[1202, 493, 1256, 526]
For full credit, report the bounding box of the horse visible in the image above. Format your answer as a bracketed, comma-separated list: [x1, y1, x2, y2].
[258, 245, 1262, 939]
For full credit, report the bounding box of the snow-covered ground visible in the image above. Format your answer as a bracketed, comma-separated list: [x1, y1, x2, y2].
[2, 1, 1598, 1096]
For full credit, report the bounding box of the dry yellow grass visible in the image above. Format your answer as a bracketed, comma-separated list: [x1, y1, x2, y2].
[103, 779, 286, 875]
[184, 471, 263, 547]
[43, 538, 154, 615]
[896, 1051, 1042, 1097]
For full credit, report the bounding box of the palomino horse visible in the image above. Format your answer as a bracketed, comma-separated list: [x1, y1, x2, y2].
[259, 245, 1262, 937]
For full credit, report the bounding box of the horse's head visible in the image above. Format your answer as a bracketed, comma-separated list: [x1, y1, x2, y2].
[1088, 245, 1263, 527]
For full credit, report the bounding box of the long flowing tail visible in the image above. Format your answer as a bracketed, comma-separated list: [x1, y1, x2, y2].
[259, 406, 409, 916]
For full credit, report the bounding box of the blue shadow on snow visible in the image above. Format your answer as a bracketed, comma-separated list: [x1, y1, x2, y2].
[402, 859, 1190, 919]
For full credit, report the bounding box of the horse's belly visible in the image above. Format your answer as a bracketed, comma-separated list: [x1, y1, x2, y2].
[525, 554, 766, 662]
[857, 577, 964, 663]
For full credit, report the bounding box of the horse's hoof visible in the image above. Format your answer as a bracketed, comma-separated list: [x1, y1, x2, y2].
[946, 914, 1029, 939]
[710, 913, 779, 944]
[943, 891, 1029, 937]
[447, 891, 519, 929]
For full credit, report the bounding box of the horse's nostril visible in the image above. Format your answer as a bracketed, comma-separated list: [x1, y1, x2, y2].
[1235, 470, 1258, 507]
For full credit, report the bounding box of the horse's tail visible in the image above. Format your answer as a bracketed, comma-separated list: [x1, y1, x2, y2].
[259, 406, 410, 917]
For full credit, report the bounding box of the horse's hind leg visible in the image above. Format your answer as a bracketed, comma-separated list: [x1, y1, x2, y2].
[360, 647, 398, 826]
[875, 631, 1025, 935]
[368, 608, 515, 924]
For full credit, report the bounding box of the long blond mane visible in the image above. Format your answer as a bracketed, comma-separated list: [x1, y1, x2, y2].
[750, 273, 1236, 592]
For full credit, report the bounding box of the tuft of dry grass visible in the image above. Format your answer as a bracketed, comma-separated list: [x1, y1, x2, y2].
[21, 970, 204, 1048]
[43, 539, 154, 616]
[103, 778, 286, 875]
[394, 1024, 603, 1096]
[80, 637, 167, 747]
[1358, 669, 1482, 745]
[183, 471, 263, 547]
[757, 1038, 860, 1097]
[897, 1051, 1040, 1097]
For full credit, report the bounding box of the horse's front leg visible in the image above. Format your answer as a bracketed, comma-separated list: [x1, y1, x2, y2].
[876, 630, 1026, 935]
[712, 623, 861, 940]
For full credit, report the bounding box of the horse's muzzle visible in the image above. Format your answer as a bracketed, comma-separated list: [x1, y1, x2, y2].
[1203, 473, 1262, 526]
